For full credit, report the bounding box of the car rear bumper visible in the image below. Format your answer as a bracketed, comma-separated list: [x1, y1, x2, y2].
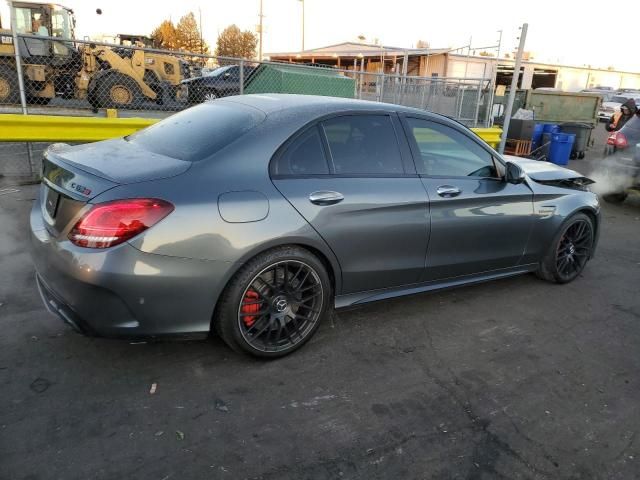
[29, 199, 234, 338]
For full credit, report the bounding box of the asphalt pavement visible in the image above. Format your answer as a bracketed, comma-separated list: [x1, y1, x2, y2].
[1, 128, 639, 479]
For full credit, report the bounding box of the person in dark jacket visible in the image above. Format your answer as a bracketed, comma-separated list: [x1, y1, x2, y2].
[606, 98, 637, 132]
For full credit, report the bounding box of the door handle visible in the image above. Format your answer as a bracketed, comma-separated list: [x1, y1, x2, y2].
[436, 185, 462, 198]
[309, 191, 344, 206]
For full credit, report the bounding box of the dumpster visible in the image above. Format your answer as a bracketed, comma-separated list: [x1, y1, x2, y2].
[549, 133, 576, 166]
[245, 64, 355, 98]
[560, 122, 594, 159]
[525, 91, 601, 126]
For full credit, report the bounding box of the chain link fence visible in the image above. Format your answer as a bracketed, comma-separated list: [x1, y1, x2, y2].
[0, 34, 493, 177]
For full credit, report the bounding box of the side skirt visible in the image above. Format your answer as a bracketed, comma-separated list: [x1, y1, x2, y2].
[334, 264, 539, 309]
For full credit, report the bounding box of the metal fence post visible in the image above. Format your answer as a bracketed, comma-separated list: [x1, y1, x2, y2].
[9, 1, 28, 114]
[239, 58, 244, 95]
[473, 79, 483, 127]
[358, 58, 365, 99]
[9, 1, 35, 176]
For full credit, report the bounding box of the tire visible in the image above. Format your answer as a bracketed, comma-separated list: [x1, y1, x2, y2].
[0, 65, 19, 105]
[602, 192, 628, 203]
[26, 95, 51, 105]
[536, 213, 595, 284]
[578, 151, 585, 159]
[202, 88, 218, 102]
[214, 246, 332, 358]
[89, 72, 143, 109]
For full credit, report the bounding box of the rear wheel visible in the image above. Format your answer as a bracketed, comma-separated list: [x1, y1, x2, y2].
[537, 213, 595, 283]
[214, 246, 331, 358]
[0, 65, 19, 105]
[90, 73, 144, 109]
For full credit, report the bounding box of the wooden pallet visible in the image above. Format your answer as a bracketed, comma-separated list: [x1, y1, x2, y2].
[504, 139, 532, 157]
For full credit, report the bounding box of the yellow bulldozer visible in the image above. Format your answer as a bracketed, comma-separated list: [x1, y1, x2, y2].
[0, 2, 189, 109]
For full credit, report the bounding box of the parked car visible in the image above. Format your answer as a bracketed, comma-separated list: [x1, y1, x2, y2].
[581, 88, 616, 102]
[30, 94, 601, 358]
[598, 94, 639, 121]
[182, 65, 256, 103]
[602, 109, 640, 203]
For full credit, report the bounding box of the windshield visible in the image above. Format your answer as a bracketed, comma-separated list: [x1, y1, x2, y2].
[611, 96, 629, 104]
[206, 66, 234, 77]
[51, 6, 73, 39]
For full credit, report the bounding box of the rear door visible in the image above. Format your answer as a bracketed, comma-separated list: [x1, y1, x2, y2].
[402, 116, 534, 280]
[272, 113, 430, 294]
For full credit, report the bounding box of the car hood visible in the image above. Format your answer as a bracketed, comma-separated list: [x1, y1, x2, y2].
[601, 101, 622, 109]
[181, 76, 204, 85]
[504, 155, 593, 182]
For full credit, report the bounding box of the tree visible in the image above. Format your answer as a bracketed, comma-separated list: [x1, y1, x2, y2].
[176, 12, 209, 54]
[150, 20, 178, 50]
[479, 51, 495, 57]
[215, 25, 258, 59]
[415, 39, 430, 49]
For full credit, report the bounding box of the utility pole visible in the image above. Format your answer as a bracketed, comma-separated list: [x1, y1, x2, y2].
[299, 0, 305, 51]
[498, 23, 528, 154]
[258, 0, 264, 60]
[463, 36, 472, 79]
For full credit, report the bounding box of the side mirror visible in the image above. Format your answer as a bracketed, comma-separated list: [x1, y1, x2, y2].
[505, 161, 526, 184]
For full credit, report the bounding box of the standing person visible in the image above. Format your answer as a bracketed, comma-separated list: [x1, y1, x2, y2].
[606, 98, 637, 132]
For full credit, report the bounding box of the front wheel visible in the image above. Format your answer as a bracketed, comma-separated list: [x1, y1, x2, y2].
[89, 73, 144, 109]
[602, 192, 628, 203]
[537, 213, 595, 284]
[214, 246, 332, 358]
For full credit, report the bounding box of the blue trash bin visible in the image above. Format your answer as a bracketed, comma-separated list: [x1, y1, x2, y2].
[532, 123, 544, 151]
[549, 133, 576, 166]
[542, 124, 560, 134]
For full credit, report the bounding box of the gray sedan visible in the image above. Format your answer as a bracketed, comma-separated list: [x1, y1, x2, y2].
[30, 94, 600, 357]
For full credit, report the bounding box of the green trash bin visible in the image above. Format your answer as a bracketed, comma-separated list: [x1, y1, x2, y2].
[559, 123, 593, 159]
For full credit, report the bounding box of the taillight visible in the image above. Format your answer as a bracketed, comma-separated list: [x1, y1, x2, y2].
[607, 131, 628, 148]
[68, 198, 174, 249]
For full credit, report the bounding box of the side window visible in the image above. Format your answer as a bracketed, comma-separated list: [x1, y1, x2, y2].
[228, 67, 240, 81]
[272, 127, 329, 176]
[322, 115, 404, 175]
[406, 118, 497, 178]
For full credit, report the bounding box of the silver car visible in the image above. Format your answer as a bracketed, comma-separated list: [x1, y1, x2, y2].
[30, 94, 600, 357]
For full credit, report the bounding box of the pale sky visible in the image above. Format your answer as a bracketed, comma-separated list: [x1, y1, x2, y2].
[1, 0, 638, 72]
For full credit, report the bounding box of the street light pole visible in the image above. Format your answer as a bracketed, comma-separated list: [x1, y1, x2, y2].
[299, 0, 304, 51]
[258, 0, 264, 60]
[198, 7, 203, 55]
[498, 23, 528, 154]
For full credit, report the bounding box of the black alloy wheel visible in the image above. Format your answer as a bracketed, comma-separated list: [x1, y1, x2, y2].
[237, 260, 324, 354]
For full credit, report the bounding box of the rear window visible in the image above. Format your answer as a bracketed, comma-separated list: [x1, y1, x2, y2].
[127, 102, 265, 162]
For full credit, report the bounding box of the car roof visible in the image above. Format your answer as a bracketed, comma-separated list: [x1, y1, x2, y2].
[217, 93, 435, 117]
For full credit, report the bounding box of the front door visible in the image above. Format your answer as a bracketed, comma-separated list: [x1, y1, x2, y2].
[272, 114, 430, 294]
[402, 116, 535, 280]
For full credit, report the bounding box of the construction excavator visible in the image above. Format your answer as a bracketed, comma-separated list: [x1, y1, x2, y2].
[0, 2, 189, 108]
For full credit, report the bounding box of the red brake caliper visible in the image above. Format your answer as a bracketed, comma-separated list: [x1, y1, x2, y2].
[241, 290, 261, 327]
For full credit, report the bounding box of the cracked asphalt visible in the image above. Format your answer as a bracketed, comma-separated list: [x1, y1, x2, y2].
[1, 127, 640, 479]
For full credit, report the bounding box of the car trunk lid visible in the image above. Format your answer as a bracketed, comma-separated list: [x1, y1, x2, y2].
[40, 140, 190, 237]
